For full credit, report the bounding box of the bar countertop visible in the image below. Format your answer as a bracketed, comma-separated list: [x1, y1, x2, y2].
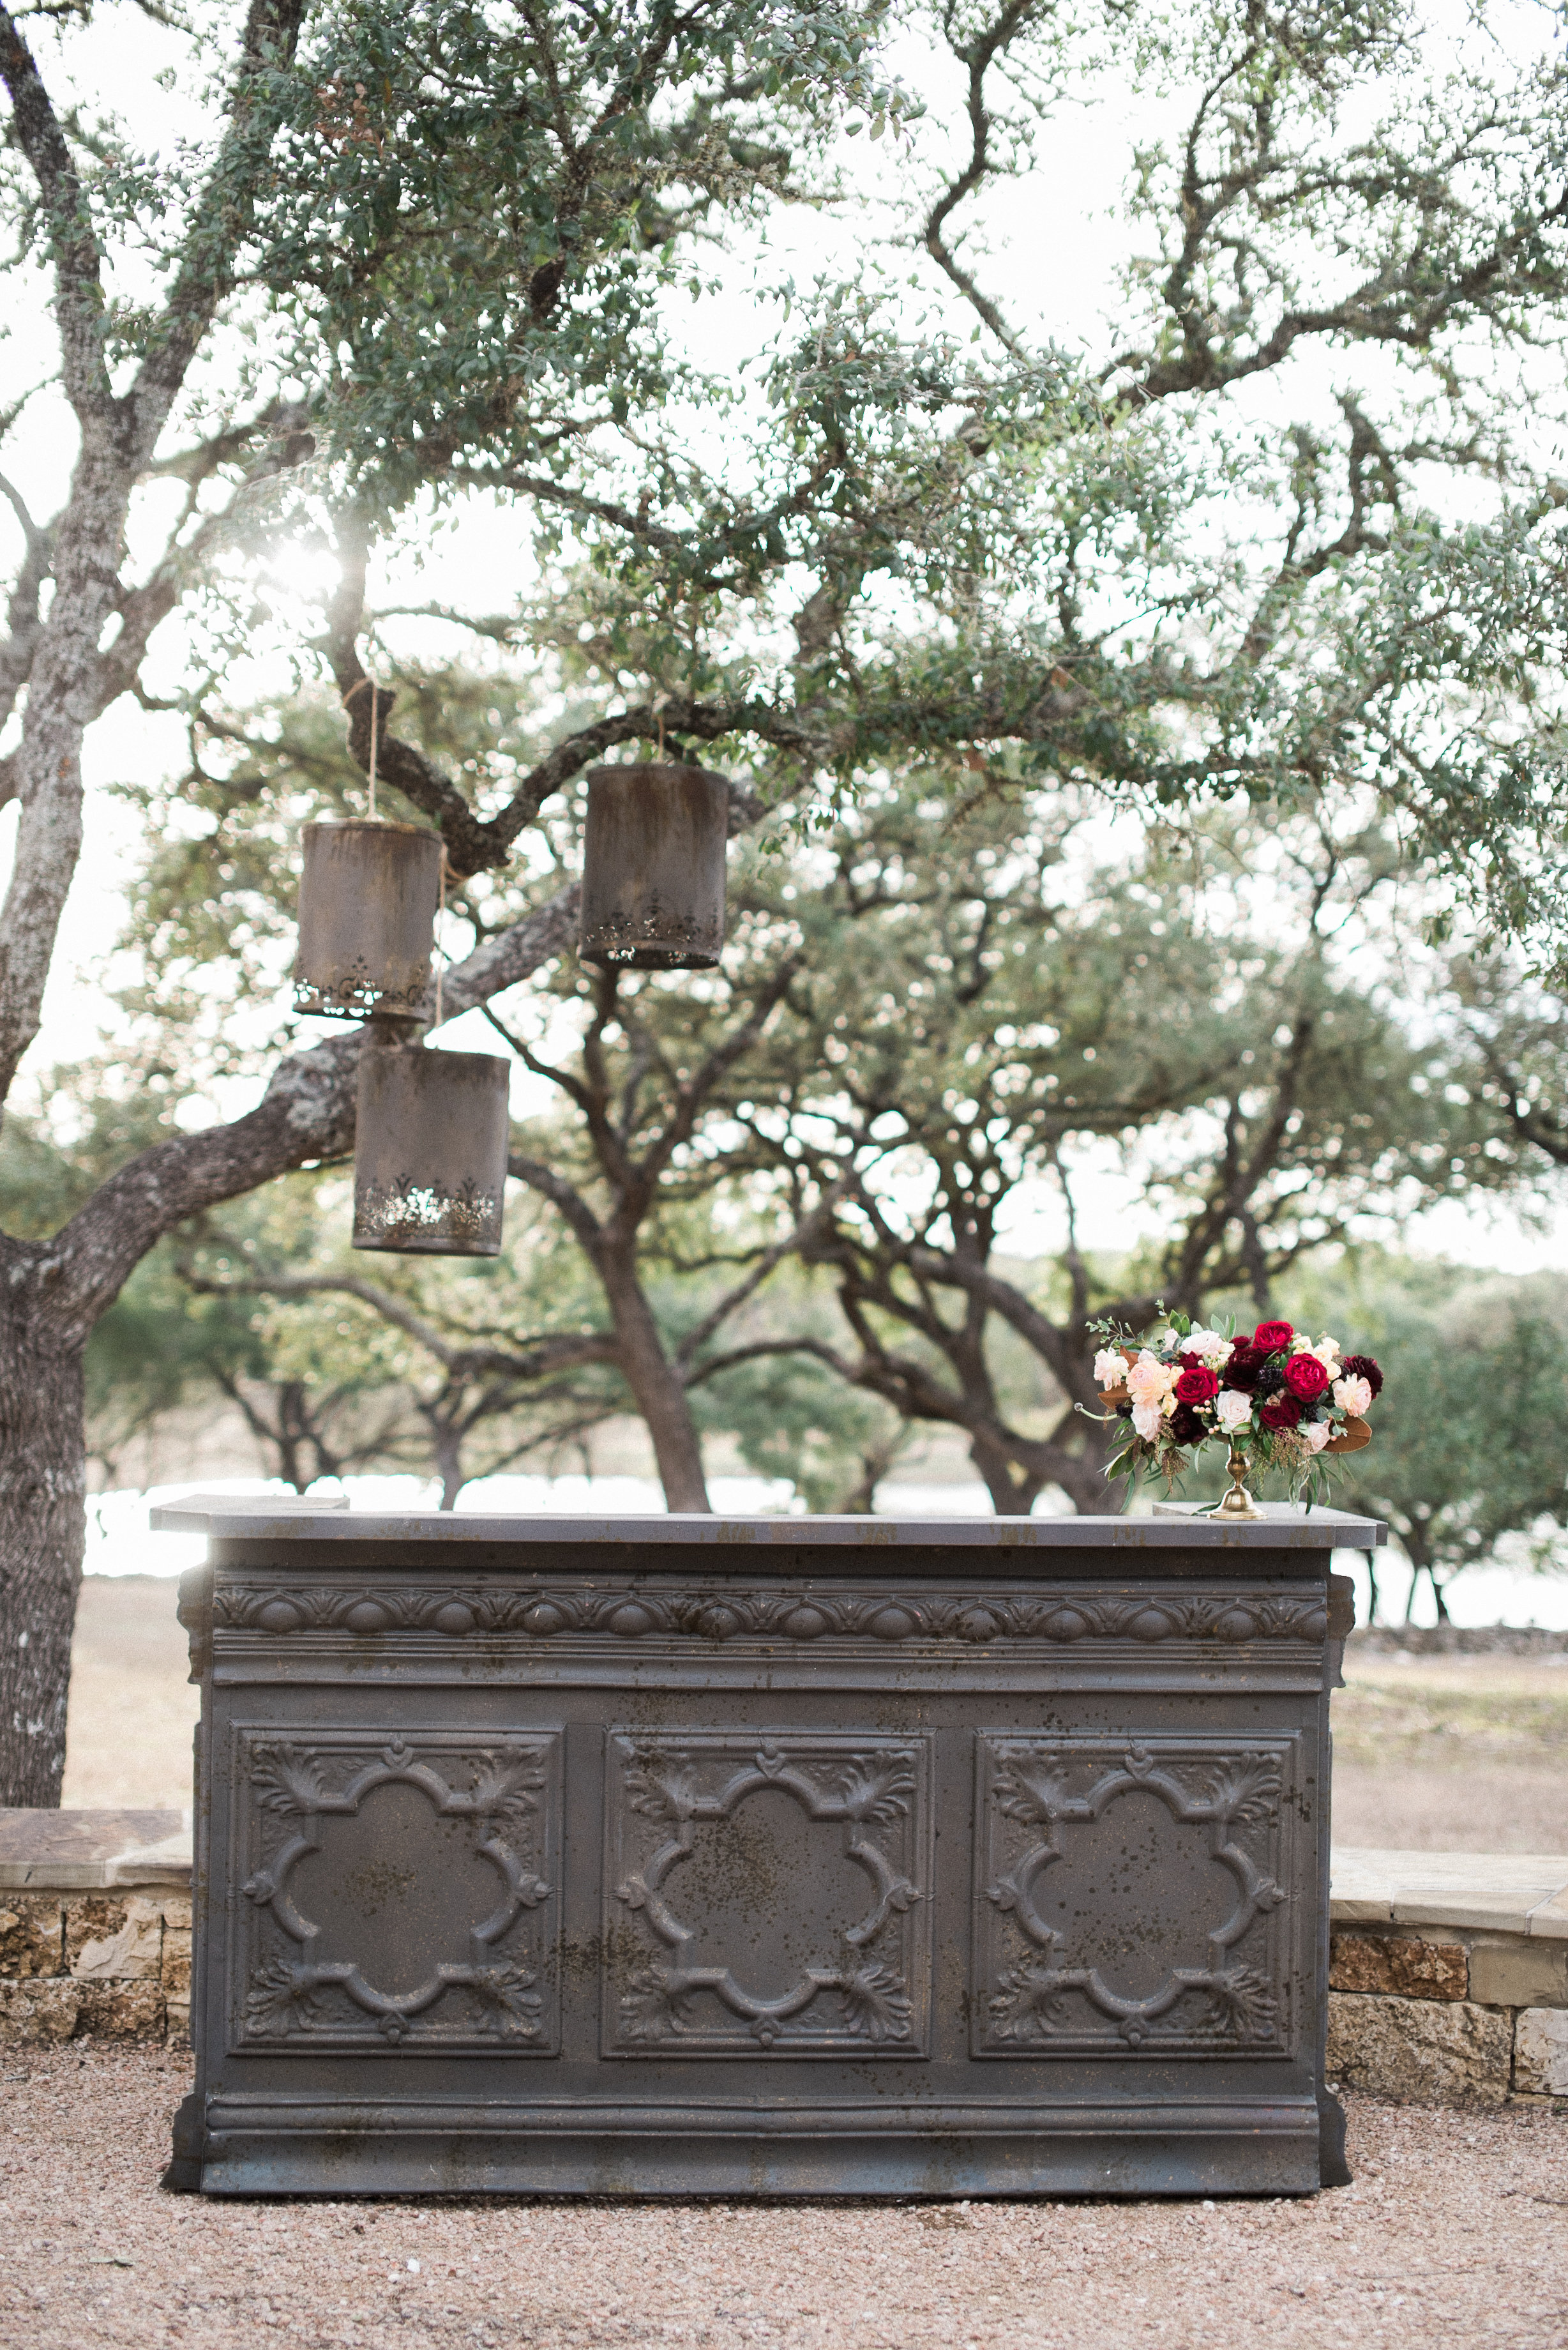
[150, 1494, 1385, 1548]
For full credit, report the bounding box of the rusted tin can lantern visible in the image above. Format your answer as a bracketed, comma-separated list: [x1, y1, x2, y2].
[580, 762, 728, 968]
[294, 819, 443, 1017]
[352, 1040, 510, 1257]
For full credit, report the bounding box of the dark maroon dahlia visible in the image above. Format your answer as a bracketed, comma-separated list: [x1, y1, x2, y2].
[1339, 1353, 1383, 1398]
[1168, 1403, 1207, 1445]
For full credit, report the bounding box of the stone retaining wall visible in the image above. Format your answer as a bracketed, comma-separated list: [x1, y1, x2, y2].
[0, 1888, 190, 2047]
[0, 1807, 192, 2050]
[1348, 1624, 1568, 1656]
[1326, 1846, 1568, 2107]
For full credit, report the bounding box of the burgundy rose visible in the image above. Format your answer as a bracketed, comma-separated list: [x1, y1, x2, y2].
[1258, 1395, 1301, 1432]
[1168, 1403, 1207, 1445]
[1174, 1364, 1220, 1404]
[1340, 1353, 1384, 1399]
[1223, 1344, 1263, 1393]
[1283, 1353, 1329, 1402]
[1252, 1319, 1295, 1355]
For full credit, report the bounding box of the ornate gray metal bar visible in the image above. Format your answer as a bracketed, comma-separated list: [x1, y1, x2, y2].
[155, 1499, 1378, 2199]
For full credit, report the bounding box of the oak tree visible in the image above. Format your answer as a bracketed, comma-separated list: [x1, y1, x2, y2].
[4, 0, 1568, 1799]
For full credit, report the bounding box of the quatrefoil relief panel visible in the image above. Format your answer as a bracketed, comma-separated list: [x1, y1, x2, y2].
[229, 1727, 561, 2053]
[605, 1731, 933, 2056]
[973, 1732, 1297, 2059]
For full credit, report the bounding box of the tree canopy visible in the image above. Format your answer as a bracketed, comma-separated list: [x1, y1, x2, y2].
[4, 0, 1568, 1800]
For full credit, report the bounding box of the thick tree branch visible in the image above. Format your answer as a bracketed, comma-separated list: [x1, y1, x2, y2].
[44, 883, 579, 1338]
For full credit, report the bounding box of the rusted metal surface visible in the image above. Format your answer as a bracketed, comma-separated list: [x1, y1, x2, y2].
[579, 763, 728, 968]
[293, 819, 442, 1019]
[159, 1503, 1379, 2199]
[352, 1039, 509, 1257]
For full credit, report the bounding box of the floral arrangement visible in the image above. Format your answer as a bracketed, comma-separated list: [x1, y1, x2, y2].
[1088, 1312, 1384, 1504]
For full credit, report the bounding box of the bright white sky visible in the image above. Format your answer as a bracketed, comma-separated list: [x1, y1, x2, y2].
[1, 0, 1564, 1273]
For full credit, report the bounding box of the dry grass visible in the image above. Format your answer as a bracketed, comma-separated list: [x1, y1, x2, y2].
[1333, 1653, 1568, 1853]
[61, 1579, 199, 1812]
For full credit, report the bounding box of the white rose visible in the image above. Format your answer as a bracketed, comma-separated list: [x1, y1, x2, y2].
[1302, 1421, 1332, 1454]
[1184, 1327, 1235, 1367]
[1311, 1335, 1342, 1369]
[1093, 1348, 1127, 1389]
[1131, 1400, 1165, 1441]
[1333, 1374, 1372, 1417]
[1215, 1390, 1253, 1432]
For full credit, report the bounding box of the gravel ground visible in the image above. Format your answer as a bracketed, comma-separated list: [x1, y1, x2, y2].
[1, 2049, 1565, 2349]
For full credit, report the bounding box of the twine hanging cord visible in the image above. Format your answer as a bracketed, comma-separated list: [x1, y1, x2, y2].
[342, 671, 448, 1030]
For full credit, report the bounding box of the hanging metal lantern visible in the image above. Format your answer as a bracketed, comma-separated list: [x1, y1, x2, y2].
[352, 1040, 510, 1257]
[579, 762, 728, 969]
[294, 819, 443, 1018]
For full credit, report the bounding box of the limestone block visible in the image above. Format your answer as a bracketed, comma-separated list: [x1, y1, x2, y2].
[167, 1996, 192, 2050]
[75, 1982, 167, 2040]
[160, 1923, 192, 1998]
[0, 1895, 64, 1977]
[158, 1895, 192, 1931]
[1326, 1991, 1512, 2105]
[72, 1895, 163, 1983]
[63, 1895, 129, 1969]
[1329, 1932, 1467, 2000]
[1515, 2007, 1568, 2096]
[0, 1978, 81, 2045]
[1468, 1939, 1568, 2012]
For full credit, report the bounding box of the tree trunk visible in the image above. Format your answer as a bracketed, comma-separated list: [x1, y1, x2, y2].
[0, 1274, 86, 1806]
[969, 1434, 1046, 1516]
[1050, 1421, 1127, 1515]
[600, 1245, 710, 1511]
[1402, 1533, 1429, 1623]
[0, 893, 572, 1808]
[435, 1440, 465, 1513]
[835, 1433, 903, 1515]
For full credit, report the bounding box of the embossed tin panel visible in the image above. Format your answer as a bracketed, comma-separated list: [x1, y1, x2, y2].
[229, 1726, 561, 2054]
[604, 1730, 933, 2056]
[974, 1732, 1297, 2059]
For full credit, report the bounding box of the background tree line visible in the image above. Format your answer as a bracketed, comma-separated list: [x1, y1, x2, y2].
[3, 0, 1568, 1799]
[7, 653, 1563, 1629]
